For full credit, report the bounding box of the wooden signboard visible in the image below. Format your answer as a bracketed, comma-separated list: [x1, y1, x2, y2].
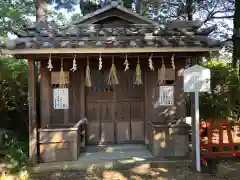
[51, 72, 69, 85]
[159, 86, 174, 106]
[53, 88, 69, 109]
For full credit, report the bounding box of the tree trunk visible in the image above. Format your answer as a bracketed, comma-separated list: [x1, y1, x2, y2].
[34, 0, 47, 165]
[233, 0, 240, 69]
[36, 0, 47, 22]
[136, 0, 143, 14]
[186, 0, 193, 21]
[79, 0, 85, 16]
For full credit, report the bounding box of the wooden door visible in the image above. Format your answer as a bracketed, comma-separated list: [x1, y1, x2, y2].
[86, 70, 145, 145]
[115, 71, 145, 143]
[86, 70, 115, 145]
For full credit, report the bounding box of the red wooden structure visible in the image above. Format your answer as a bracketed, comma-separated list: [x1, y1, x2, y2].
[200, 120, 240, 160]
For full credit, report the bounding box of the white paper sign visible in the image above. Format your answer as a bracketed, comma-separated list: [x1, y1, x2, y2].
[53, 88, 69, 109]
[159, 86, 174, 106]
[184, 65, 210, 92]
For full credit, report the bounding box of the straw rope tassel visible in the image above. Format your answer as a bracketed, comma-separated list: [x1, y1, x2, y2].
[158, 57, 166, 85]
[107, 56, 119, 85]
[59, 58, 66, 88]
[85, 57, 92, 87]
[134, 57, 143, 85]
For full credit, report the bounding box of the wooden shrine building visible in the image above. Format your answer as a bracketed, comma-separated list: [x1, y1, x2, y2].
[1, 1, 222, 164]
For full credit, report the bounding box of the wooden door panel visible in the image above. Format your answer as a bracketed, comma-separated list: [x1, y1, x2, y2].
[87, 92, 113, 101]
[101, 122, 114, 144]
[87, 102, 99, 121]
[117, 122, 130, 143]
[100, 102, 114, 121]
[131, 121, 144, 142]
[115, 102, 130, 122]
[87, 122, 100, 144]
[130, 101, 144, 121]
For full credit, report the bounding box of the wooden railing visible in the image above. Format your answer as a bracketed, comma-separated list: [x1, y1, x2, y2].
[200, 120, 240, 160]
[75, 117, 87, 153]
[38, 117, 87, 163]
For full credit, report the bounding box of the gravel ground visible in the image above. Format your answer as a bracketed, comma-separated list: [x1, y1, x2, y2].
[29, 160, 240, 180]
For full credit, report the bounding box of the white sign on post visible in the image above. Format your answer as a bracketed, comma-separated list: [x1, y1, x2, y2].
[184, 65, 210, 92]
[184, 65, 211, 173]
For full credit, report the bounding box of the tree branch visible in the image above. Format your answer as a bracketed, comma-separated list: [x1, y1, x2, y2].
[212, 15, 234, 19]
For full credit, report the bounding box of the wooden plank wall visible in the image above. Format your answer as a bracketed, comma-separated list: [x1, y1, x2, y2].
[39, 56, 186, 130]
[145, 57, 186, 124]
[40, 59, 85, 128]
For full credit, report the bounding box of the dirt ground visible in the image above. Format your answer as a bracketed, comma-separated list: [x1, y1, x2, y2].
[29, 160, 240, 180]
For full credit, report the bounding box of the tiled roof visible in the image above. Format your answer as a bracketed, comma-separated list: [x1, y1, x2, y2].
[1, 21, 222, 50]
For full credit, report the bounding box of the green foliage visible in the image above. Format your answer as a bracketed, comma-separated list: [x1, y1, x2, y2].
[233, 0, 240, 67]
[3, 134, 28, 172]
[0, 0, 35, 36]
[0, 56, 28, 172]
[198, 58, 240, 121]
[0, 56, 28, 112]
[0, 56, 29, 139]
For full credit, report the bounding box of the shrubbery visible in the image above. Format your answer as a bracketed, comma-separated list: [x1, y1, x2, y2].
[186, 58, 240, 122]
[3, 134, 28, 173]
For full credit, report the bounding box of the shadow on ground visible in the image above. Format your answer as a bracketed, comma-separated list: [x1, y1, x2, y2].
[30, 159, 240, 180]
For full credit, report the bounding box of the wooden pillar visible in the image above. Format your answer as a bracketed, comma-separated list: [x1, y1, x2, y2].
[144, 72, 148, 145]
[40, 63, 51, 128]
[28, 56, 37, 165]
[80, 67, 85, 118]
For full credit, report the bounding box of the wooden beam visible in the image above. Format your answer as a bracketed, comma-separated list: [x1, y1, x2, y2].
[2, 47, 220, 55]
[28, 56, 37, 165]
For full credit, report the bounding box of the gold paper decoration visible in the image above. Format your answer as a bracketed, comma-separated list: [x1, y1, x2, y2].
[171, 54, 175, 70]
[133, 57, 143, 85]
[85, 57, 92, 87]
[157, 57, 166, 85]
[107, 56, 119, 85]
[70, 55, 77, 72]
[124, 54, 129, 71]
[98, 53, 103, 70]
[148, 54, 154, 71]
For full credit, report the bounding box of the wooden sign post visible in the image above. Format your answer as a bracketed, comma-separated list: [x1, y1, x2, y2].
[184, 65, 211, 172]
